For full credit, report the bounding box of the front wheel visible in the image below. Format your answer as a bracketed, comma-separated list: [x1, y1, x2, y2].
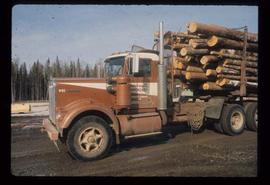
[220, 104, 246, 136]
[66, 116, 113, 161]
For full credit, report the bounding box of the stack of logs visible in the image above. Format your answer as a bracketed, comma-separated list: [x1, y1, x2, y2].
[160, 22, 258, 93]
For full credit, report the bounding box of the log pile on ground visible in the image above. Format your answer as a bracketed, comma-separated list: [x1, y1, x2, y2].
[158, 22, 258, 94]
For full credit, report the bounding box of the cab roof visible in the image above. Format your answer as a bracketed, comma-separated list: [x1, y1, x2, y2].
[105, 51, 159, 61]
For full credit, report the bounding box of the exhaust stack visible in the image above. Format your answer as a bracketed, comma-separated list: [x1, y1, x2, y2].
[157, 21, 167, 110]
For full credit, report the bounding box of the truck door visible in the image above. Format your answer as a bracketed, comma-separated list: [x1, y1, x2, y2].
[127, 57, 158, 110]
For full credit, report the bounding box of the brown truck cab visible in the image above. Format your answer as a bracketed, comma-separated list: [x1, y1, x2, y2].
[42, 23, 257, 161]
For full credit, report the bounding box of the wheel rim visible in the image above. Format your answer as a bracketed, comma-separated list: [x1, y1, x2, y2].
[78, 127, 104, 153]
[254, 108, 258, 128]
[230, 111, 244, 130]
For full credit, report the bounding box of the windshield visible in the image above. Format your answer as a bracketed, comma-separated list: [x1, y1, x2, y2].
[104, 56, 125, 77]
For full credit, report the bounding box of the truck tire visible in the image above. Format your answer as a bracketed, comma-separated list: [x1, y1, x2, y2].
[220, 104, 246, 136]
[214, 122, 224, 133]
[244, 102, 257, 131]
[66, 115, 113, 161]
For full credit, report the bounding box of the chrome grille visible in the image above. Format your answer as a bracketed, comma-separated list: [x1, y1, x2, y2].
[49, 80, 56, 123]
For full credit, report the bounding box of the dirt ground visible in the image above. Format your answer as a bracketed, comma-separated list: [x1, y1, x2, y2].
[10, 115, 257, 177]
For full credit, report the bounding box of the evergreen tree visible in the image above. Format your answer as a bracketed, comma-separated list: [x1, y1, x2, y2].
[84, 64, 90, 77]
[76, 58, 81, 77]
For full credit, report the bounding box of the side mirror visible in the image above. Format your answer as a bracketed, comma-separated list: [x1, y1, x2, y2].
[132, 55, 139, 73]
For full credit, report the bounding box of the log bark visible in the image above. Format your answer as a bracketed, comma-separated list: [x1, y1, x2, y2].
[206, 69, 217, 77]
[202, 62, 218, 70]
[217, 79, 258, 88]
[222, 64, 258, 74]
[176, 62, 186, 70]
[190, 42, 208, 49]
[185, 72, 207, 81]
[200, 55, 220, 65]
[172, 43, 190, 50]
[217, 74, 257, 82]
[210, 51, 257, 62]
[172, 32, 202, 39]
[186, 66, 204, 73]
[219, 49, 258, 57]
[202, 82, 224, 90]
[184, 55, 200, 63]
[188, 39, 208, 44]
[189, 39, 208, 49]
[223, 59, 257, 68]
[187, 22, 258, 42]
[207, 36, 258, 52]
[180, 47, 209, 56]
[173, 57, 188, 64]
[216, 66, 240, 75]
[169, 70, 187, 78]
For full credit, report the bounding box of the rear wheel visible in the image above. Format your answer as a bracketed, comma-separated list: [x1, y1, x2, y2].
[244, 102, 257, 131]
[220, 104, 246, 136]
[214, 122, 224, 133]
[66, 116, 113, 161]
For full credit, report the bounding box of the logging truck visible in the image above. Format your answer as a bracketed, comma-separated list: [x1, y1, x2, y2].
[42, 22, 258, 161]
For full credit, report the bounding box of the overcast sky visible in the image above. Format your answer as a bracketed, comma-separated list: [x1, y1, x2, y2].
[12, 5, 258, 67]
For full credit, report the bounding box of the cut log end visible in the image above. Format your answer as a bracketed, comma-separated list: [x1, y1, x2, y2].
[202, 82, 223, 90]
[200, 56, 208, 65]
[180, 48, 188, 56]
[218, 79, 228, 87]
[206, 69, 217, 77]
[185, 72, 191, 80]
[207, 36, 218, 47]
[216, 66, 222, 73]
[202, 83, 210, 90]
[188, 22, 198, 33]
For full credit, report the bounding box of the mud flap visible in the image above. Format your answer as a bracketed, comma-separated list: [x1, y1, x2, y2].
[205, 97, 225, 120]
[186, 104, 205, 131]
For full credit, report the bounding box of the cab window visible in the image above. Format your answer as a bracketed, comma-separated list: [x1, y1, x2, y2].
[134, 58, 151, 77]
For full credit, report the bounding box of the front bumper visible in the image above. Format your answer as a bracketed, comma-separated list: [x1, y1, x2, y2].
[42, 119, 59, 141]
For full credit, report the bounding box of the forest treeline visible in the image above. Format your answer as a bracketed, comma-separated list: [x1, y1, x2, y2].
[11, 57, 104, 102]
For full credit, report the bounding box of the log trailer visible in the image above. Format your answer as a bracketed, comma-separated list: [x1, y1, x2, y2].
[42, 22, 258, 161]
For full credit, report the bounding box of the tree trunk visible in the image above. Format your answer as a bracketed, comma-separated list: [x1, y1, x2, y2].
[188, 39, 208, 49]
[217, 74, 257, 82]
[172, 58, 186, 70]
[206, 69, 217, 77]
[173, 57, 190, 65]
[219, 49, 258, 57]
[210, 51, 257, 62]
[222, 64, 258, 74]
[172, 43, 189, 50]
[223, 59, 257, 68]
[188, 22, 258, 42]
[180, 47, 209, 56]
[202, 82, 223, 90]
[216, 66, 240, 75]
[207, 36, 258, 52]
[217, 78, 258, 88]
[185, 72, 207, 81]
[186, 65, 204, 73]
[200, 55, 220, 65]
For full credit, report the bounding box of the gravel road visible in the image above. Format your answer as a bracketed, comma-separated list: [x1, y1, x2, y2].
[11, 116, 257, 176]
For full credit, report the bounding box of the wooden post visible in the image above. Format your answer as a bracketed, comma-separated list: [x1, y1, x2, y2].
[240, 27, 248, 96]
